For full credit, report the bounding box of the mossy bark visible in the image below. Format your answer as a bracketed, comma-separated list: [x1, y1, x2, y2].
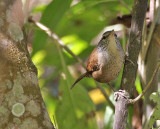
[0, 0, 54, 128]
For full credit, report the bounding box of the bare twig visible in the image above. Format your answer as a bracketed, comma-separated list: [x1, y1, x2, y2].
[29, 18, 85, 68]
[107, 83, 116, 92]
[29, 18, 115, 109]
[96, 82, 115, 111]
[129, 62, 160, 104]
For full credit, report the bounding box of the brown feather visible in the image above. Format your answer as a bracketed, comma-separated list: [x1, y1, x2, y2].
[87, 48, 99, 72]
[71, 48, 99, 89]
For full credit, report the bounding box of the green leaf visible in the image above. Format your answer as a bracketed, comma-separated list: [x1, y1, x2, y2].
[55, 44, 97, 129]
[56, 79, 97, 129]
[149, 92, 160, 128]
[135, 75, 142, 95]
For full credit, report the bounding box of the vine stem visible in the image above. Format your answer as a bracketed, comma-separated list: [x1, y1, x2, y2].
[129, 62, 160, 104]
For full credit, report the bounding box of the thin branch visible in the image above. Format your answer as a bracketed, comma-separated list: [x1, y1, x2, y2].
[96, 82, 115, 111]
[118, 0, 131, 12]
[29, 18, 85, 68]
[129, 62, 160, 104]
[29, 18, 115, 109]
[107, 83, 116, 92]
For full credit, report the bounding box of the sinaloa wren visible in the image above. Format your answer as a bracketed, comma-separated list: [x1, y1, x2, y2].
[71, 30, 125, 89]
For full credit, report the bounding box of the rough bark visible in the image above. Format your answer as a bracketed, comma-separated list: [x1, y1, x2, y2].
[114, 0, 148, 128]
[121, 0, 148, 94]
[0, 0, 54, 128]
[113, 91, 129, 129]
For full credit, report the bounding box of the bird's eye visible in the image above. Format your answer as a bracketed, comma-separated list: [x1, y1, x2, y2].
[102, 36, 106, 39]
[102, 33, 110, 39]
[114, 33, 117, 37]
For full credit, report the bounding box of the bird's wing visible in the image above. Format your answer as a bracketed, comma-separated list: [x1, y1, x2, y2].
[87, 47, 99, 72]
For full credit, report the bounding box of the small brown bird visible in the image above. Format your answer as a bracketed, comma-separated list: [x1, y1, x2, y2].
[71, 30, 125, 89]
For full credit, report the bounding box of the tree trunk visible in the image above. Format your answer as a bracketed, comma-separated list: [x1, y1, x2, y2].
[114, 0, 148, 128]
[0, 0, 54, 128]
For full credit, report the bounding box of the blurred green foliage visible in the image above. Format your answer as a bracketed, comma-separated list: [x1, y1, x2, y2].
[149, 92, 160, 128]
[31, 0, 134, 129]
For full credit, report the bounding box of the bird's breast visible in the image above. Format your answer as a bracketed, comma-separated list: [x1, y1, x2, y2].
[92, 48, 124, 83]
